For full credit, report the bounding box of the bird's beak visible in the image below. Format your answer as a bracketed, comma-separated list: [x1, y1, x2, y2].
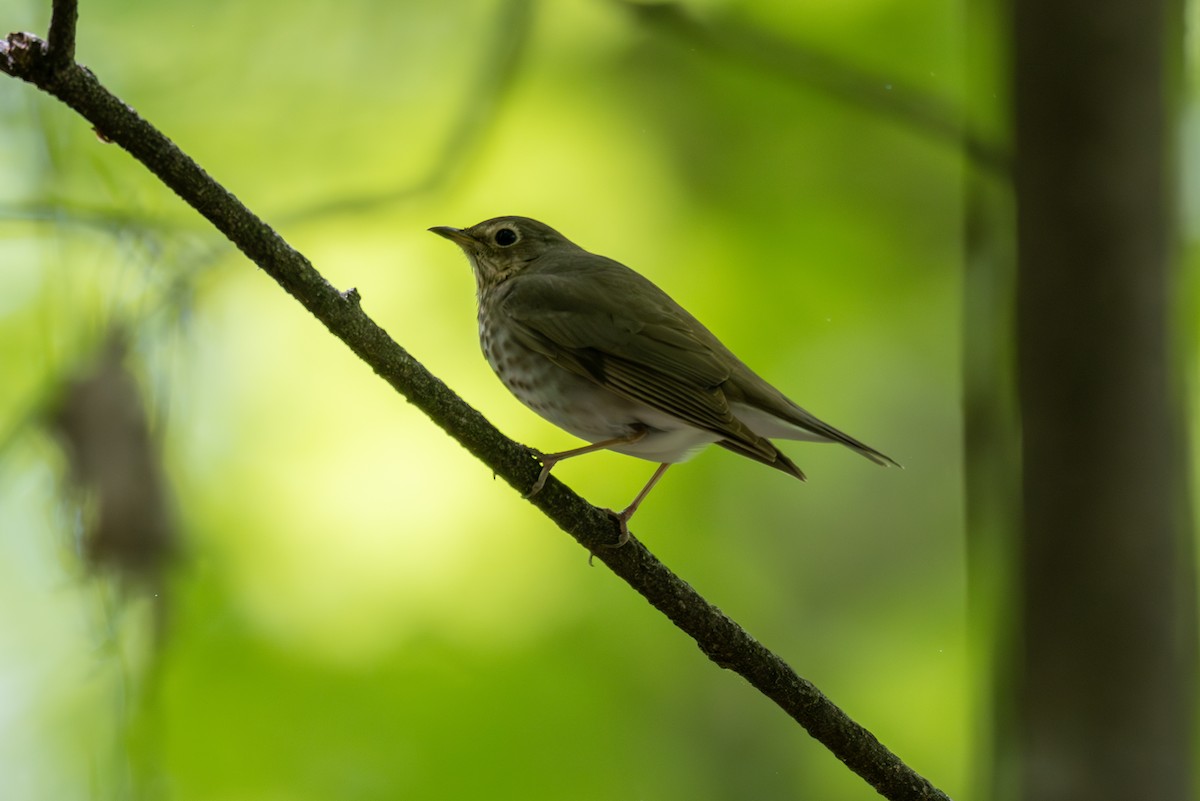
[429, 226, 477, 248]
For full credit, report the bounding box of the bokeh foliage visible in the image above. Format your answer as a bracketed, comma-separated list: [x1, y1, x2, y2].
[3, 0, 974, 798]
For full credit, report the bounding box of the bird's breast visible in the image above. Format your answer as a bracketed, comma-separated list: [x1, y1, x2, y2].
[478, 315, 718, 463]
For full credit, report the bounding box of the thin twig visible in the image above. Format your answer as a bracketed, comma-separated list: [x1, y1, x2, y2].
[1, 23, 952, 801]
[618, 0, 1009, 177]
[47, 0, 76, 69]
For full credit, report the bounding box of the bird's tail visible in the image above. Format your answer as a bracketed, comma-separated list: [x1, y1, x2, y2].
[730, 397, 901, 468]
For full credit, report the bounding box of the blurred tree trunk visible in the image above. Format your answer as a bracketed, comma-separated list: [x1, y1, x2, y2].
[961, 0, 1019, 795]
[1012, 0, 1196, 799]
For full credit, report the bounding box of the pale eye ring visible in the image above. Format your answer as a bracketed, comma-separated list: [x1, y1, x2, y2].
[494, 228, 518, 247]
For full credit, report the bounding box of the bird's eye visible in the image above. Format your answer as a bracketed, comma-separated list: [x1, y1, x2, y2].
[494, 228, 518, 247]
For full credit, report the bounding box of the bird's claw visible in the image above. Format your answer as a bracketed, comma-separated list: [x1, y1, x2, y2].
[602, 508, 632, 549]
[524, 450, 553, 499]
[583, 510, 633, 566]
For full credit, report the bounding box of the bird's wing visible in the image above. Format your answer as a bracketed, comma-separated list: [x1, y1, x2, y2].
[498, 260, 778, 460]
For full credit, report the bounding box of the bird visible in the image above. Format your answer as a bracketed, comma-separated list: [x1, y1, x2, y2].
[430, 216, 898, 545]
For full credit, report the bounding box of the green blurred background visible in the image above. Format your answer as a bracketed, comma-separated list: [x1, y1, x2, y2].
[0, 0, 1095, 797]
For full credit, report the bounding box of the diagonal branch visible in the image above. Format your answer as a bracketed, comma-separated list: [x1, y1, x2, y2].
[617, 0, 1009, 177]
[1, 23, 951, 801]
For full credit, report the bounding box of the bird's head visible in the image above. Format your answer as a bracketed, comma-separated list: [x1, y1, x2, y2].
[430, 216, 574, 290]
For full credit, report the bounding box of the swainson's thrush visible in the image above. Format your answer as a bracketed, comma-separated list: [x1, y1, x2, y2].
[431, 216, 898, 544]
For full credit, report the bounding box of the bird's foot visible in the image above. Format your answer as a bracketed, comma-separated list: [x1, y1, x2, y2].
[601, 508, 633, 549]
[524, 450, 554, 499]
[582, 509, 633, 566]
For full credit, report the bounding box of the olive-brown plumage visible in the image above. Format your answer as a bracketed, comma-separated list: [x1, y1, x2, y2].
[431, 216, 897, 543]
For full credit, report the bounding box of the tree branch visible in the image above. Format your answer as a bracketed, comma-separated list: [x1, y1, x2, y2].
[616, 0, 1009, 177]
[46, 0, 76, 69]
[1, 22, 951, 801]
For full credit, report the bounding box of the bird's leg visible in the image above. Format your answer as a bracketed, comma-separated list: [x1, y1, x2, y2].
[606, 462, 672, 547]
[525, 428, 649, 499]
